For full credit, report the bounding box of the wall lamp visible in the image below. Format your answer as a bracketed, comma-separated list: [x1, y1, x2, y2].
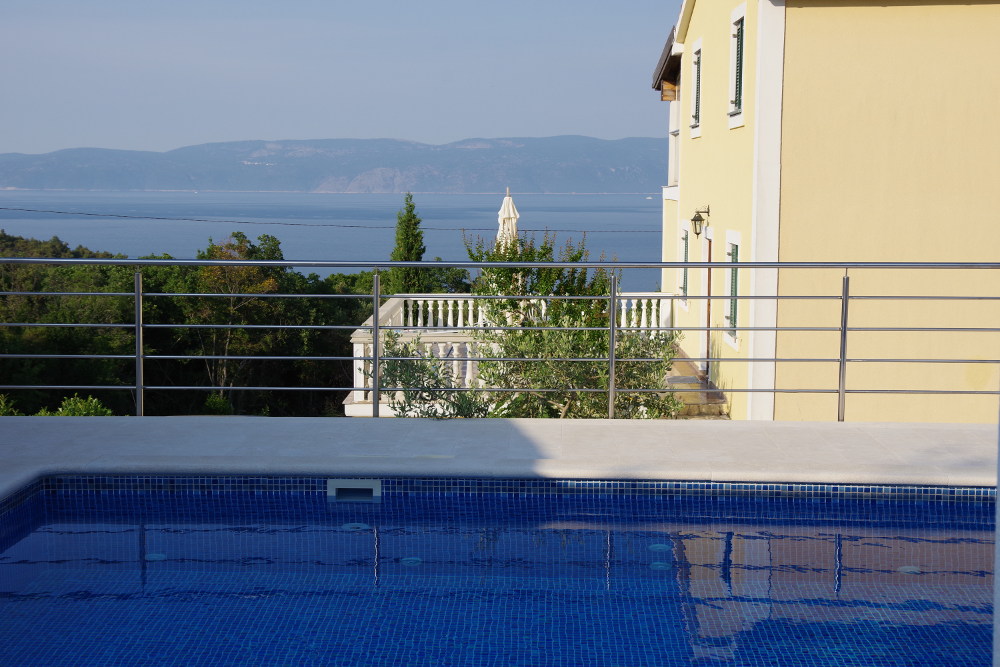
[690, 206, 710, 236]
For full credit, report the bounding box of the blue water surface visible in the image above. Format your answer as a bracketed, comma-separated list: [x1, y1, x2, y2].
[0, 489, 992, 666]
[0, 191, 664, 290]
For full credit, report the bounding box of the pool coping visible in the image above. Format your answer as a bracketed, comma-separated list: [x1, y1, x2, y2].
[0, 416, 995, 504]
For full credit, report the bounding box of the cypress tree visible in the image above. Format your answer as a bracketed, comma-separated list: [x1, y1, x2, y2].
[385, 192, 427, 295]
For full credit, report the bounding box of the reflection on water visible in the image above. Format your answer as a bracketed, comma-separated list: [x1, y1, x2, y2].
[0, 493, 992, 666]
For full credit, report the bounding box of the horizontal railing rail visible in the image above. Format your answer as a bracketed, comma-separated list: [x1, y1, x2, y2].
[5, 257, 1000, 269]
[2, 258, 998, 420]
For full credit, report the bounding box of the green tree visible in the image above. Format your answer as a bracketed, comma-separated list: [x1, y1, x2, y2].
[183, 231, 315, 414]
[1, 229, 377, 417]
[0, 231, 134, 414]
[425, 257, 472, 294]
[469, 234, 682, 418]
[384, 193, 427, 295]
[379, 233, 683, 419]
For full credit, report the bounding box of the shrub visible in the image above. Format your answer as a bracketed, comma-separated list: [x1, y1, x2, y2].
[0, 394, 23, 416]
[35, 394, 114, 416]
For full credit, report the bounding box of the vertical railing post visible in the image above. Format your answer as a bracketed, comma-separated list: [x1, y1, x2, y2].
[371, 271, 381, 418]
[837, 274, 850, 422]
[608, 273, 619, 419]
[134, 271, 144, 416]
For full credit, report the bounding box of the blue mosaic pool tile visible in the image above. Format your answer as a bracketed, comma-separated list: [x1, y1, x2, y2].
[0, 478, 42, 520]
[18, 474, 997, 507]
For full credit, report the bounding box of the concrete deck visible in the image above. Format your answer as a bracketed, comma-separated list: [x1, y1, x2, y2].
[0, 417, 996, 500]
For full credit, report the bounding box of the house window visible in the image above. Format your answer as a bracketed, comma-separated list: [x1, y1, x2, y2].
[728, 5, 747, 128]
[680, 229, 690, 299]
[731, 19, 744, 114]
[690, 49, 702, 130]
[668, 84, 681, 185]
[726, 242, 739, 337]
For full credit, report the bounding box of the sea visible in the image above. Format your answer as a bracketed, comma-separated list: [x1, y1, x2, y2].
[0, 190, 664, 291]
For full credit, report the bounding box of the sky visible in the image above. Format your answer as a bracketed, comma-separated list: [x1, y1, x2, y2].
[2, 0, 682, 155]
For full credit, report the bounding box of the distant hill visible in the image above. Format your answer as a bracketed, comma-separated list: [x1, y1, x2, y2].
[0, 136, 668, 194]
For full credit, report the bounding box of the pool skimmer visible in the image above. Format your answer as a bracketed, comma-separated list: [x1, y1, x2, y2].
[327, 479, 381, 503]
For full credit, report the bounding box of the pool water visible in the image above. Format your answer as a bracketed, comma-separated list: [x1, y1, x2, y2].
[0, 482, 992, 666]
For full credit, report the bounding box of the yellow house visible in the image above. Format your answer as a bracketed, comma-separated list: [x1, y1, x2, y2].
[652, 0, 1000, 422]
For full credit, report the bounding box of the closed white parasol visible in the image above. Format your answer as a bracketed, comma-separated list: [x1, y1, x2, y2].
[496, 187, 519, 248]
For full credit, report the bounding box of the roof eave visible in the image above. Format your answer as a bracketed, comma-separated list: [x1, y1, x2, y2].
[651, 0, 693, 92]
[651, 26, 680, 89]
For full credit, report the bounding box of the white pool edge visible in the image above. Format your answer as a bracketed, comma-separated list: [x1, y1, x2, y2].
[0, 417, 995, 502]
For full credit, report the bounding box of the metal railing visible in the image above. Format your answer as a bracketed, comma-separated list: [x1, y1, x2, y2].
[2, 257, 999, 420]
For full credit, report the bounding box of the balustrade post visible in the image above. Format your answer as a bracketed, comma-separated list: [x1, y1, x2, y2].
[608, 274, 619, 419]
[464, 342, 475, 388]
[134, 271, 144, 416]
[372, 272, 381, 418]
[837, 274, 850, 422]
[450, 344, 460, 381]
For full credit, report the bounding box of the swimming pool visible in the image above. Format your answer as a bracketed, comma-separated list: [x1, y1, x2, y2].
[0, 476, 993, 666]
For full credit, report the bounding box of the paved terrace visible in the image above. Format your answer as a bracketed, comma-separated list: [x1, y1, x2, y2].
[0, 417, 996, 499]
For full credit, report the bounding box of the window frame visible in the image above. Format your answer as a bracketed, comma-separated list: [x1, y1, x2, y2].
[728, 4, 747, 129]
[668, 82, 681, 185]
[726, 241, 739, 340]
[689, 39, 703, 138]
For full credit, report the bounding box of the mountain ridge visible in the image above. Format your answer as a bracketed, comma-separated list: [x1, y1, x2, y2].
[0, 136, 668, 194]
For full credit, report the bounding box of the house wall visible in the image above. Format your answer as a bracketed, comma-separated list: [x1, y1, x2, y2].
[666, 0, 760, 419]
[775, 0, 1000, 421]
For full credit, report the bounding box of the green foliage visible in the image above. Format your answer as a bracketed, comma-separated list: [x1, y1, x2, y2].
[0, 229, 117, 260]
[0, 394, 23, 416]
[0, 231, 134, 414]
[186, 232, 286, 410]
[1, 230, 373, 417]
[425, 258, 472, 294]
[203, 393, 233, 415]
[466, 231, 604, 304]
[35, 394, 114, 416]
[377, 331, 488, 419]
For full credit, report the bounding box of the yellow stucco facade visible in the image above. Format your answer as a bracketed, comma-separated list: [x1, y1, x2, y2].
[663, 0, 762, 420]
[656, 0, 1000, 422]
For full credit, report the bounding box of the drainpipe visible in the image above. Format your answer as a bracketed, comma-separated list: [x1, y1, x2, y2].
[704, 233, 713, 379]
